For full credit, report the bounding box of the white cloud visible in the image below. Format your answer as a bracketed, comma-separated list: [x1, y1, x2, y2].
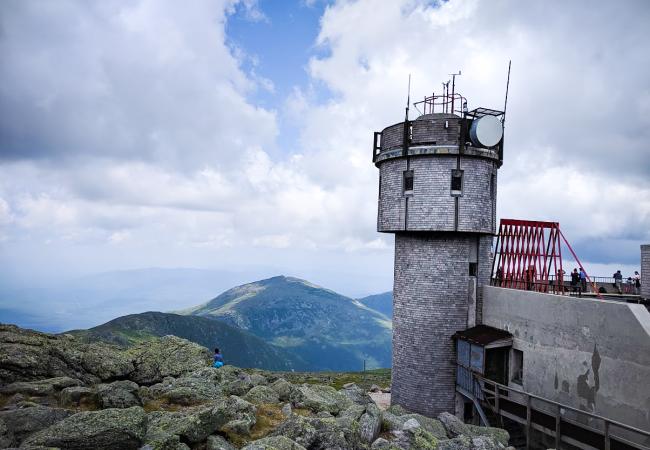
[0, 0, 649, 298]
[297, 0, 650, 260]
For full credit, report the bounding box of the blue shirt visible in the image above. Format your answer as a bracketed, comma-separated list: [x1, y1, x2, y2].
[214, 353, 224, 363]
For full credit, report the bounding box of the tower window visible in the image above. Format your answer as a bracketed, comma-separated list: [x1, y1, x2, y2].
[469, 262, 477, 276]
[451, 169, 463, 195]
[403, 170, 414, 194]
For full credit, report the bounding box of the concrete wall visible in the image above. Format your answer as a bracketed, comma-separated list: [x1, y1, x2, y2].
[392, 233, 491, 417]
[642, 244, 650, 300]
[482, 286, 650, 431]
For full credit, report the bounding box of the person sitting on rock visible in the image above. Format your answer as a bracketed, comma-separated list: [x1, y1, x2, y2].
[213, 347, 224, 368]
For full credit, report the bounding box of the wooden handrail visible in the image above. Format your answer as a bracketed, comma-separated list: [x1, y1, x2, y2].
[473, 373, 650, 438]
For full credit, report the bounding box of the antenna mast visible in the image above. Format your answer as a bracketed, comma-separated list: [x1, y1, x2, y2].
[405, 74, 411, 121]
[449, 70, 461, 114]
[502, 60, 511, 125]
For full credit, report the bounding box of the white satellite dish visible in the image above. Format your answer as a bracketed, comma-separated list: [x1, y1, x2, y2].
[469, 115, 503, 147]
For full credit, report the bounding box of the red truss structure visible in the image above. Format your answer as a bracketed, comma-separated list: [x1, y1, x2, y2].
[491, 219, 601, 298]
[492, 219, 564, 293]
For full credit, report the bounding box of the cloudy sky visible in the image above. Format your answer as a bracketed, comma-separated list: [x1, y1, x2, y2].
[1, 0, 649, 327]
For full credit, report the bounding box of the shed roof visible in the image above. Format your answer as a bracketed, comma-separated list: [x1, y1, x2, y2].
[453, 324, 513, 346]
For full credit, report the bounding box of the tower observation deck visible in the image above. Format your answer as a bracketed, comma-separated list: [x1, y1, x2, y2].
[372, 87, 505, 417]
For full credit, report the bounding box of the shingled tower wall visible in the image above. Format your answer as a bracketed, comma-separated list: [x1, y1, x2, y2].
[373, 109, 502, 417]
[642, 244, 650, 300]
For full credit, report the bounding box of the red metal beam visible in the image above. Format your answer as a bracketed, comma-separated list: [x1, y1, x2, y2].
[493, 218, 601, 299]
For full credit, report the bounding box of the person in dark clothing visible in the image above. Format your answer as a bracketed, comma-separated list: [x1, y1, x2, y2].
[213, 348, 224, 368]
[571, 268, 580, 293]
[579, 267, 587, 292]
[495, 268, 503, 287]
[613, 270, 623, 294]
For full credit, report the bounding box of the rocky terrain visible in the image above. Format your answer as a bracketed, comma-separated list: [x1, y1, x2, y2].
[0, 323, 511, 449]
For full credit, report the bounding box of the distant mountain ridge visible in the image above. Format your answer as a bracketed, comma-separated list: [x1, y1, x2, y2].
[186, 276, 392, 371]
[70, 311, 306, 371]
[358, 291, 392, 318]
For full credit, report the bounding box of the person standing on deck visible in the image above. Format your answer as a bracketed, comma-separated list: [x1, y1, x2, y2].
[571, 268, 580, 293]
[613, 270, 623, 295]
[579, 267, 587, 293]
[634, 271, 641, 295]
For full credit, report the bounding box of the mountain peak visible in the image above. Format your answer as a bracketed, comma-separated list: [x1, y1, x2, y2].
[184, 275, 392, 371]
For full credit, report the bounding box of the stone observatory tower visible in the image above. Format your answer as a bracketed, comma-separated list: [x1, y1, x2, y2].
[372, 83, 505, 417]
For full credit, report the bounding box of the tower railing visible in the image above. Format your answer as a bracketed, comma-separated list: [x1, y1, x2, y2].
[457, 367, 650, 450]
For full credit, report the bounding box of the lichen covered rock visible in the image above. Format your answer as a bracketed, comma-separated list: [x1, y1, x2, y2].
[22, 406, 147, 449]
[244, 385, 280, 405]
[128, 335, 211, 385]
[97, 380, 141, 409]
[295, 384, 352, 414]
[438, 412, 509, 446]
[0, 376, 82, 396]
[242, 435, 307, 450]
[0, 405, 72, 447]
[358, 403, 382, 443]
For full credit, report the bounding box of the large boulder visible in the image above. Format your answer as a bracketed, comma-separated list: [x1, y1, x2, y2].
[340, 383, 373, 406]
[471, 436, 504, 450]
[437, 436, 473, 450]
[128, 335, 211, 385]
[146, 404, 228, 445]
[60, 386, 97, 408]
[242, 435, 307, 450]
[22, 406, 147, 449]
[144, 396, 256, 446]
[270, 414, 318, 449]
[223, 375, 253, 397]
[0, 324, 131, 385]
[382, 412, 446, 439]
[207, 434, 236, 450]
[96, 380, 141, 409]
[243, 385, 280, 405]
[269, 378, 301, 403]
[295, 384, 352, 414]
[358, 403, 382, 444]
[402, 414, 447, 439]
[145, 368, 224, 406]
[249, 373, 269, 386]
[307, 417, 349, 450]
[0, 405, 72, 447]
[0, 376, 82, 396]
[438, 412, 509, 446]
[371, 437, 403, 449]
[392, 419, 442, 450]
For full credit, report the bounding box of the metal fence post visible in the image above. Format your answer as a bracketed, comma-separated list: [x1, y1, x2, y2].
[604, 420, 610, 450]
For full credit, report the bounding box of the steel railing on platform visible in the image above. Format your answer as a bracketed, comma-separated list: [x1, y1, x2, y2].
[490, 278, 586, 296]
[456, 365, 650, 450]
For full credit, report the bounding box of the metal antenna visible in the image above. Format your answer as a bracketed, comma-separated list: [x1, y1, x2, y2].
[502, 60, 511, 125]
[402, 74, 412, 157]
[449, 70, 461, 114]
[405, 74, 411, 121]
